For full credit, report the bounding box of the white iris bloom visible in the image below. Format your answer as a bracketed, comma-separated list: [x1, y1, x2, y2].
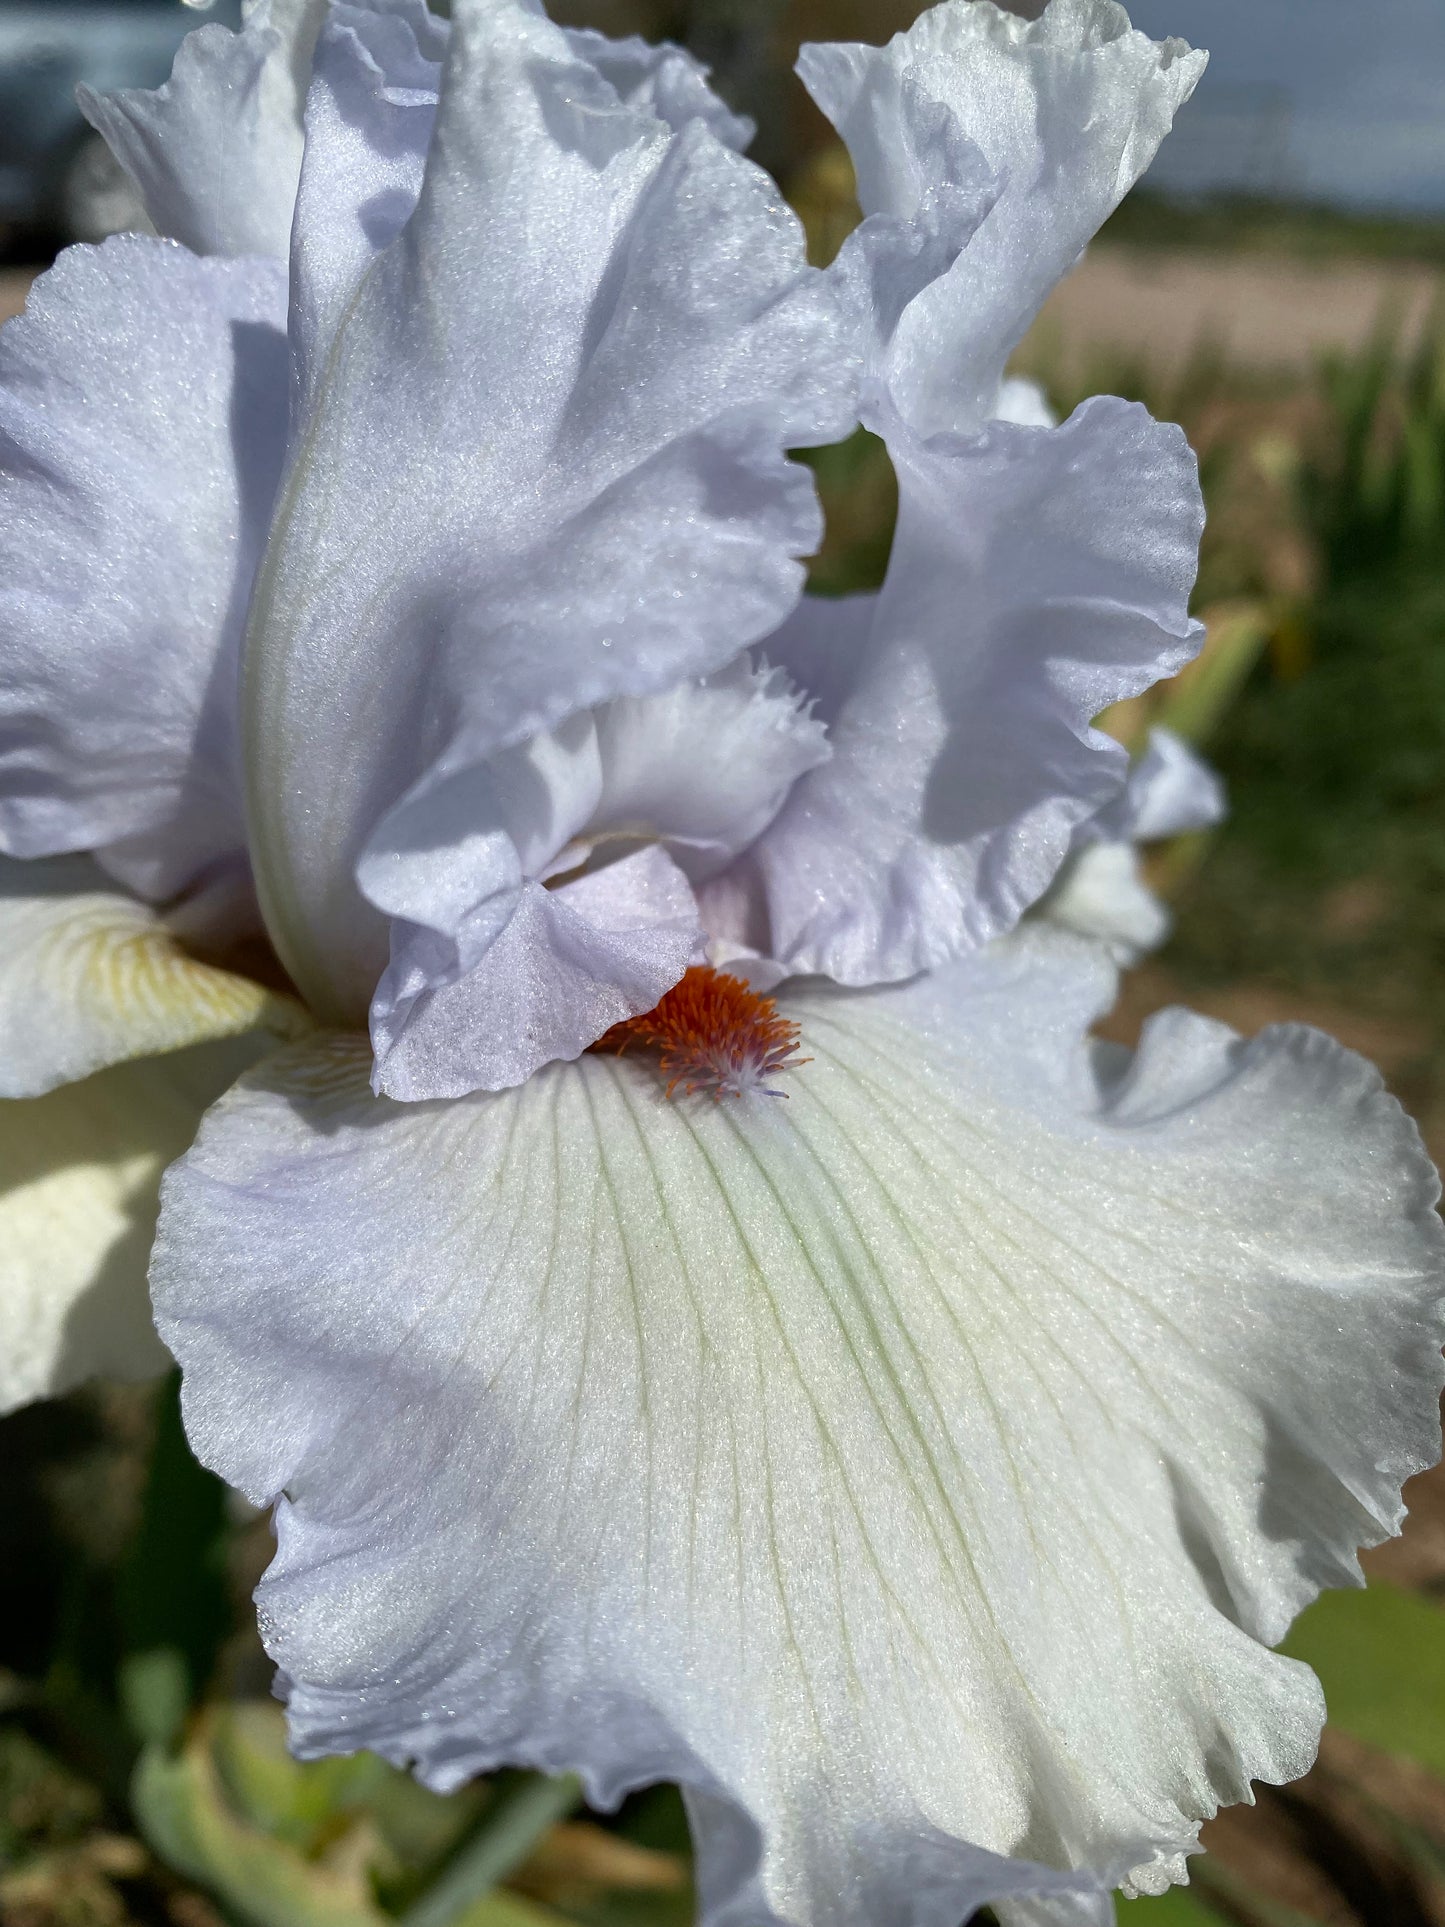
[1, 1, 1441, 1923]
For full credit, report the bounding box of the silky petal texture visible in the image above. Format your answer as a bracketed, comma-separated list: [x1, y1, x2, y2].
[799, 0, 1206, 436]
[0, 859, 306, 1100]
[371, 845, 700, 1100]
[290, 5, 758, 403]
[563, 30, 755, 151]
[0, 1033, 268, 1416]
[243, 0, 856, 1036]
[79, 0, 327, 259]
[739, 398, 1203, 984]
[0, 240, 288, 904]
[286, 6, 444, 419]
[155, 931, 1444, 1926]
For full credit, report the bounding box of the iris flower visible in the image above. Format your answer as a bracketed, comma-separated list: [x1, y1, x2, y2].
[2, 0, 1442, 1921]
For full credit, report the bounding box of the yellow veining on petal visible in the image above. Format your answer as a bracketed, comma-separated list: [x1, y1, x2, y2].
[2, 876, 311, 1096]
[43, 900, 301, 1044]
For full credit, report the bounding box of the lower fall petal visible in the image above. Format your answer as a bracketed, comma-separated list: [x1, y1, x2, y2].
[0, 857, 307, 1099]
[152, 931, 1444, 1927]
[0, 1034, 268, 1415]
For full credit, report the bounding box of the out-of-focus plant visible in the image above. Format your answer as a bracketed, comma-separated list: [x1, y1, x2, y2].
[1295, 308, 1445, 587]
[1168, 315, 1445, 1023]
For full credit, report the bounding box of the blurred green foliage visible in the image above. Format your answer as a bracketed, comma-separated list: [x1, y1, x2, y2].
[1101, 190, 1445, 269]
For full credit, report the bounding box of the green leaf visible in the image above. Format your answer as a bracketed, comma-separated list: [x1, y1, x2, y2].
[1282, 1582, 1445, 1778]
[399, 1773, 583, 1927]
[1153, 603, 1274, 749]
[209, 1701, 394, 1854]
[116, 1373, 230, 1743]
[132, 1731, 386, 1927]
[449, 1890, 571, 1927]
[1117, 1887, 1225, 1926]
[117, 1648, 191, 1754]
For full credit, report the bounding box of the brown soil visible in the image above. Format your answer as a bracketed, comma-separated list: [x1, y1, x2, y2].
[0, 268, 34, 327]
[1027, 243, 1444, 376]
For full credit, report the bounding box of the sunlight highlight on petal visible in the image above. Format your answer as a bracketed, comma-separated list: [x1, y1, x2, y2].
[0, 859, 306, 1099]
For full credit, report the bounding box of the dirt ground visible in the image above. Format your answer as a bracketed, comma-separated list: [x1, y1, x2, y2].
[1026, 242, 1444, 373]
[0, 267, 32, 326]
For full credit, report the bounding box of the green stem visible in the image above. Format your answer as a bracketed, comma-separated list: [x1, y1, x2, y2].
[399, 1772, 583, 1927]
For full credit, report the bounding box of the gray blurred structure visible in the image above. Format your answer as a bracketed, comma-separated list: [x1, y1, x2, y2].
[0, 0, 241, 244]
[1145, 83, 1296, 201]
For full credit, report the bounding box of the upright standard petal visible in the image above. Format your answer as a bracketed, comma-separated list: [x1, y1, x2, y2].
[154, 932, 1444, 1927]
[0, 240, 288, 905]
[78, 0, 326, 260]
[0, 1035, 265, 1415]
[737, 399, 1203, 983]
[563, 29, 755, 150]
[0, 858, 305, 1100]
[287, 3, 757, 385]
[800, 0, 1206, 435]
[243, 0, 856, 1043]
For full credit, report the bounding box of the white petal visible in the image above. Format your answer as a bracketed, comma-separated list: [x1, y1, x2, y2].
[291, 9, 754, 399]
[287, 6, 442, 419]
[1099, 727, 1226, 843]
[1038, 730, 1224, 964]
[0, 240, 288, 902]
[1035, 840, 1169, 965]
[800, 0, 1206, 435]
[0, 857, 305, 1100]
[154, 930, 1443, 1927]
[369, 846, 700, 1100]
[0, 1034, 265, 1415]
[243, 0, 856, 1030]
[994, 377, 1058, 428]
[78, 0, 325, 260]
[564, 28, 755, 149]
[563, 660, 831, 888]
[745, 399, 1203, 983]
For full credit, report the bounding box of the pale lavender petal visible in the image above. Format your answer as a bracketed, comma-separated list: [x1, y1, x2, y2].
[1102, 726, 1226, 842]
[742, 398, 1203, 984]
[78, 0, 326, 259]
[0, 240, 288, 904]
[369, 846, 700, 1099]
[799, 0, 1206, 435]
[564, 28, 755, 149]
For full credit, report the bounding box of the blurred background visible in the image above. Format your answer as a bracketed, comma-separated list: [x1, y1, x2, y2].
[3, 2, 1444, 1924]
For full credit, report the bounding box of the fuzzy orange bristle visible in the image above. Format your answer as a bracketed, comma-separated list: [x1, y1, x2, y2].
[592, 966, 808, 1100]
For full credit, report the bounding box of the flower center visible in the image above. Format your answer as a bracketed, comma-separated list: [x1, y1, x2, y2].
[592, 967, 809, 1100]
